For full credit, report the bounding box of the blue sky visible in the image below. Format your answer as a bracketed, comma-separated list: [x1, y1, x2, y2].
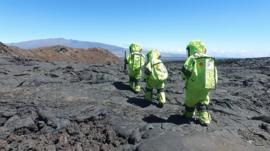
[0, 0, 270, 57]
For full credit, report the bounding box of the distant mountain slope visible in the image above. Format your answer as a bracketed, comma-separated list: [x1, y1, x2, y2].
[29, 45, 120, 64]
[0, 42, 30, 57]
[8, 38, 126, 57]
[0, 42, 120, 64]
[8, 38, 189, 60]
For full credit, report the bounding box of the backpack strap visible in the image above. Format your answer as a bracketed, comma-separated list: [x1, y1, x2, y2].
[194, 53, 214, 60]
[151, 60, 162, 67]
[131, 52, 143, 57]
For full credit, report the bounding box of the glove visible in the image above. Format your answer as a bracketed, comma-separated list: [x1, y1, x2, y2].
[181, 66, 192, 79]
[145, 68, 151, 76]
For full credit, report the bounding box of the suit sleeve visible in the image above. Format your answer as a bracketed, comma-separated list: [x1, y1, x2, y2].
[181, 57, 194, 80]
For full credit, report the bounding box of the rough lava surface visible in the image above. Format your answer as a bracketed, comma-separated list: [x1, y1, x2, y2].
[0, 54, 270, 150]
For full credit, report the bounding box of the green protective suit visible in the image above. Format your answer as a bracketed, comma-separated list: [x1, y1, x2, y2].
[145, 50, 168, 106]
[127, 43, 145, 93]
[182, 40, 218, 125]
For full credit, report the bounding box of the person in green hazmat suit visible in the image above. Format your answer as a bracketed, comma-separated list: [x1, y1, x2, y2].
[181, 40, 218, 125]
[126, 43, 145, 93]
[145, 50, 168, 108]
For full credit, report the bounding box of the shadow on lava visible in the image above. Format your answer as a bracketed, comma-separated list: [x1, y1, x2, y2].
[113, 82, 132, 91]
[142, 114, 195, 125]
[127, 97, 156, 108]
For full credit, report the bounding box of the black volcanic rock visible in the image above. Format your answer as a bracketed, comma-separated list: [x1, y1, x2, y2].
[0, 56, 269, 150]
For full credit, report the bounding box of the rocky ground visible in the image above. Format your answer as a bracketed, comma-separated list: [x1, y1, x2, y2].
[0, 55, 269, 151]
